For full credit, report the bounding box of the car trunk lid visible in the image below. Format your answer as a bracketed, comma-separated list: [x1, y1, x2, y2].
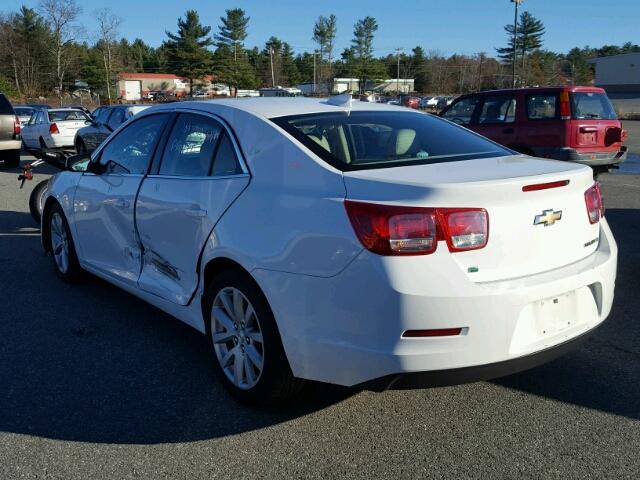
[343, 155, 601, 282]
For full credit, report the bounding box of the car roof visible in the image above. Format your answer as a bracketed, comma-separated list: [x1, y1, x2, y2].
[147, 97, 414, 119]
[48, 108, 86, 113]
[463, 86, 606, 96]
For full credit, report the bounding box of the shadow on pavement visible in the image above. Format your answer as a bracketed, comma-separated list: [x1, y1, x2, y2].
[493, 208, 640, 420]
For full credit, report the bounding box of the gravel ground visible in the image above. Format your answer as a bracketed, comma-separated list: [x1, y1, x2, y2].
[0, 155, 638, 479]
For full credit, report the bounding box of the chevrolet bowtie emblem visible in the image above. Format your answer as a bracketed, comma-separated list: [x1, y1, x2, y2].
[534, 209, 562, 227]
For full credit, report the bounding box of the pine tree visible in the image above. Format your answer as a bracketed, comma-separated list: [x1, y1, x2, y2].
[163, 10, 213, 96]
[496, 10, 545, 84]
[214, 8, 255, 90]
[351, 16, 385, 92]
[412, 46, 428, 93]
[312, 14, 337, 88]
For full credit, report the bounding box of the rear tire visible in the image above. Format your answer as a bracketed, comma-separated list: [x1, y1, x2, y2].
[29, 179, 50, 226]
[203, 269, 304, 405]
[2, 149, 20, 168]
[47, 203, 83, 282]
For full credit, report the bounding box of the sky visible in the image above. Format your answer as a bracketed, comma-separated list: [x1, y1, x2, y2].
[13, 0, 640, 57]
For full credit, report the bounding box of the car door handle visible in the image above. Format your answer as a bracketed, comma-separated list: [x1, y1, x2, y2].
[185, 208, 207, 217]
[503, 128, 515, 134]
[103, 198, 129, 208]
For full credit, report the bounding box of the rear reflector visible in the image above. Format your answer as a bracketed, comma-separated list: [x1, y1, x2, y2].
[522, 180, 570, 192]
[402, 328, 463, 338]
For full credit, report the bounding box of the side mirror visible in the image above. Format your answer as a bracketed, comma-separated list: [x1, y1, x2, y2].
[64, 153, 91, 171]
[87, 158, 106, 174]
[85, 120, 92, 126]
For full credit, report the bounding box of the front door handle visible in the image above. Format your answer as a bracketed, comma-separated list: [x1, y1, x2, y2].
[104, 198, 129, 208]
[185, 208, 207, 217]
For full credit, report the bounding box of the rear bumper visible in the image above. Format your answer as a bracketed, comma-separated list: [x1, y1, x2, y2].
[254, 220, 617, 387]
[357, 323, 598, 391]
[0, 140, 21, 151]
[532, 146, 627, 167]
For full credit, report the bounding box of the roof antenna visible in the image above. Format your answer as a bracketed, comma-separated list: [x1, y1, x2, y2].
[325, 92, 352, 112]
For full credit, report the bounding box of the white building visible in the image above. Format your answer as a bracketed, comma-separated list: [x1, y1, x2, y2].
[588, 53, 640, 114]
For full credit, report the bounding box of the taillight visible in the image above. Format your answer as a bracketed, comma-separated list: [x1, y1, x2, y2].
[559, 91, 571, 120]
[49, 123, 59, 134]
[13, 116, 20, 134]
[344, 200, 488, 256]
[584, 183, 604, 224]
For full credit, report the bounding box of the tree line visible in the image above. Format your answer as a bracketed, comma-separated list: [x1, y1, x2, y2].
[1, 2, 639, 102]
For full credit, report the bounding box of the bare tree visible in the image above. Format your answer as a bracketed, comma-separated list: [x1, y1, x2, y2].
[95, 8, 121, 104]
[39, 0, 81, 105]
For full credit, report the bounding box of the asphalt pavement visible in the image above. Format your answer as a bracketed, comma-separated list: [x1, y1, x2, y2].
[0, 155, 638, 479]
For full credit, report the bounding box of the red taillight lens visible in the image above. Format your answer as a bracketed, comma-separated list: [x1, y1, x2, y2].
[14, 116, 20, 134]
[441, 209, 489, 252]
[344, 201, 489, 256]
[584, 183, 604, 224]
[402, 328, 463, 338]
[49, 123, 59, 134]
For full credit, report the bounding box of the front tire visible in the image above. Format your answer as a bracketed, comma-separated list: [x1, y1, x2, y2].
[47, 203, 83, 282]
[204, 269, 304, 405]
[29, 179, 50, 226]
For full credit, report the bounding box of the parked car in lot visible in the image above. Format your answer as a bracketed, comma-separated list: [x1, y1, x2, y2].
[439, 86, 627, 172]
[21, 107, 91, 151]
[401, 96, 421, 109]
[40, 97, 617, 404]
[75, 104, 149, 153]
[0, 93, 21, 168]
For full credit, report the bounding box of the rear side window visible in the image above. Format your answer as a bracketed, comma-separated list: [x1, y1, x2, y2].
[273, 111, 510, 171]
[159, 113, 223, 177]
[0, 94, 14, 115]
[211, 133, 242, 176]
[527, 95, 557, 120]
[571, 92, 617, 120]
[441, 96, 481, 125]
[479, 96, 516, 124]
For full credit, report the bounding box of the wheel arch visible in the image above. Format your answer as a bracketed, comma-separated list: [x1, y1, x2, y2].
[41, 196, 60, 252]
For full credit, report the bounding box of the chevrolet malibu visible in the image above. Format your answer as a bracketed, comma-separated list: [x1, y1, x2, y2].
[40, 97, 617, 404]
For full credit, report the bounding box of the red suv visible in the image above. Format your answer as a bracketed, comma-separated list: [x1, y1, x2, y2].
[439, 86, 627, 171]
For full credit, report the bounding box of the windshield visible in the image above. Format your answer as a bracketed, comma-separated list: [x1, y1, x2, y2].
[272, 111, 510, 171]
[571, 92, 617, 120]
[48, 110, 91, 122]
[14, 107, 34, 117]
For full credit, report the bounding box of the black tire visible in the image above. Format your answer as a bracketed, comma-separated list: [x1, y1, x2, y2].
[2, 149, 20, 168]
[76, 138, 87, 154]
[29, 179, 50, 226]
[203, 269, 304, 405]
[47, 203, 83, 282]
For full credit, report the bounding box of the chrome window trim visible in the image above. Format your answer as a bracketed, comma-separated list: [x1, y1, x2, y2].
[145, 173, 250, 181]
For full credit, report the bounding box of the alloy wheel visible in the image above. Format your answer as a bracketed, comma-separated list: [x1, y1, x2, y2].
[211, 287, 264, 390]
[50, 212, 69, 273]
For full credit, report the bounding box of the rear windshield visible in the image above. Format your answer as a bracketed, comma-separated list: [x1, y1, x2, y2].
[571, 92, 617, 120]
[0, 94, 14, 115]
[14, 107, 34, 117]
[48, 110, 90, 122]
[272, 111, 510, 171]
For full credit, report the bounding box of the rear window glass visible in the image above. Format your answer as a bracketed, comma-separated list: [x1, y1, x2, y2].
[14, 107, 34, 117]
[0, 94, 14, 115]
[48, 110, 90, 122]
[571, 92, 617, 120]
[527, 95, 557, 120]
[272, 111, 510, 171]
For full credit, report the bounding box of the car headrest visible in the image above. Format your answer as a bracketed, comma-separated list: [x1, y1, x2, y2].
[394, 129, 417, 156]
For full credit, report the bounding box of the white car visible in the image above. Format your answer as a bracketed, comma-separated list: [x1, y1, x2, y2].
[22, 108, 91, 150]
[40, 97, 617, 404]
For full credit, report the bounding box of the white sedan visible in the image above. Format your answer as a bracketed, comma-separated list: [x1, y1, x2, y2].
[22, 108, 91, 150]
[40, 96, 617, 404]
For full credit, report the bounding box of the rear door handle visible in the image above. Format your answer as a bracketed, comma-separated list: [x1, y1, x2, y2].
[104, 198, 129, 208]
[185, 208, 207, 217]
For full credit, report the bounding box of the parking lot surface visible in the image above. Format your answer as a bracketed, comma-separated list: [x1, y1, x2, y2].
[0, 155, 639, 479]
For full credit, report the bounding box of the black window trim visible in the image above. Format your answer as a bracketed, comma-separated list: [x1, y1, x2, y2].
[271, 111, 512, 172]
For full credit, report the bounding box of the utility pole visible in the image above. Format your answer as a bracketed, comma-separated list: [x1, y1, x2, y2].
[269, 47, 276, 87]
[395, 48, 403, 95]
[312, 50, 318, 94]
[511, 0, 523, 88]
